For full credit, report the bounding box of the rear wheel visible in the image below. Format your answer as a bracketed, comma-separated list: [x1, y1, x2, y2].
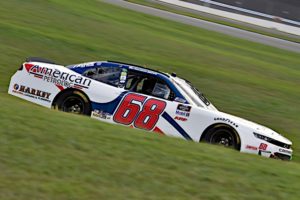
[203, 127, 240, 150]
[53, 90, 91, 115]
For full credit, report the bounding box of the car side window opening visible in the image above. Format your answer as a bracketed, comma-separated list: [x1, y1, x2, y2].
[125, 70, 174, 100]
[83, 66, 122, 87]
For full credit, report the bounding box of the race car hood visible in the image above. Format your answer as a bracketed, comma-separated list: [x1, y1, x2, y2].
[218, 111, 292, 145]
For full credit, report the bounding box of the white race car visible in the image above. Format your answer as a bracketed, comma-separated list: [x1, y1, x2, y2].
[8, 58, 293, 160]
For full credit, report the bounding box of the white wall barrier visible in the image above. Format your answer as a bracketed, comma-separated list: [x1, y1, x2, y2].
[157, 0, 300, 36]
[197, 0, 300, 27]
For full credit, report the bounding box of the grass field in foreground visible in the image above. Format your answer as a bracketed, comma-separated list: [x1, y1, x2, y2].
[0, 0, 300, 199]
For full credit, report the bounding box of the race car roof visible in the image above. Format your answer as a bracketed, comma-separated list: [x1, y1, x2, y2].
[67, 61, 170, 78]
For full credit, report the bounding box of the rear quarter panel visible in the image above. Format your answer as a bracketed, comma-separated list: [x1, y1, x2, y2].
[8, 62, 91, 108]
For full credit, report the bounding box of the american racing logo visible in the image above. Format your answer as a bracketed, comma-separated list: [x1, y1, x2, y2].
[12, 84, 51, 102]
[25, 64, 91, 89]
[176, 104, 191, 117]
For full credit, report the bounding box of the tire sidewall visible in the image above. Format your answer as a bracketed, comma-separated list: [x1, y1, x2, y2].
[204, 127, 239, 150]
[54, 90, 91, 115]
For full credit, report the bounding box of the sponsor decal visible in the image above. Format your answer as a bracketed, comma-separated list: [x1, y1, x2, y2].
[177, 104, 191, 112]
[259, 143, 268, 151]
[120, 72, 127, 83]
[258, 149, 272, 156]
[279, 148, 292, 155]
[246, 145, 258, 150]
[128, 66, 158, 75]
[174, 97, 187, 103]
[25, 64, 91, 89]
[176, 104, 191, 117]
[71, 62, 96, 68]
[174, 116, 187, 122]
[214, 117, 238, 128]
[119, 69, 128, 86]
[175, 110, 190, 117]
[92, 110, 112, 120]
[12, 84, 51, 102]
[260, 150, 271, 154]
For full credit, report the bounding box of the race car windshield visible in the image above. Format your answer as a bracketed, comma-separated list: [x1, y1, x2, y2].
[185, 80, 211, 106]
[174, 77, 213, 109]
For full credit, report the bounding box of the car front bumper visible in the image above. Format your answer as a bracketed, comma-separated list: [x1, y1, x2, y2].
[258, 143, 292, 160]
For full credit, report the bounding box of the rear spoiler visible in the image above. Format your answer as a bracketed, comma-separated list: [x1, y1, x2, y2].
[25, 57, 56, 64]
[18, 57, 57, 71]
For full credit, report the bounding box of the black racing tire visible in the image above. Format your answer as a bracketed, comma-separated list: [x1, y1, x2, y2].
[53, 90, 91, 115]
[203, 127, 240, 150]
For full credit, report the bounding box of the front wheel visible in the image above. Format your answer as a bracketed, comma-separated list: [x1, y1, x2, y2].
[203, 127, 240, 150]
[53, 90, 91, 115]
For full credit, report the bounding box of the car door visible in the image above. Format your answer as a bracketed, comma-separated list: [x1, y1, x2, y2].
[82, 64, 128, 121]
[112, 69, 188, 137]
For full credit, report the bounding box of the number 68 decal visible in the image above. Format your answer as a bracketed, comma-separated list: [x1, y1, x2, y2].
[113, 93, 166, 130]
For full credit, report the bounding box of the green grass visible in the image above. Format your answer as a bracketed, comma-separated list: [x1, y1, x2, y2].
[0, 0, 300, 199]
[126, 0, 300, 43]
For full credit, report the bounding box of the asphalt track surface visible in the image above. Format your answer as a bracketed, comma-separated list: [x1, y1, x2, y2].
[103, 0, 300, 53]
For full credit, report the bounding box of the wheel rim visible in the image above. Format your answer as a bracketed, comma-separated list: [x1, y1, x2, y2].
[210, 129, 235, 148]
[61, 96, 85, 114]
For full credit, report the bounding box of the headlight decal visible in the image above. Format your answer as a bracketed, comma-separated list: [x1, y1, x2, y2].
[253, 132, 291, 149]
